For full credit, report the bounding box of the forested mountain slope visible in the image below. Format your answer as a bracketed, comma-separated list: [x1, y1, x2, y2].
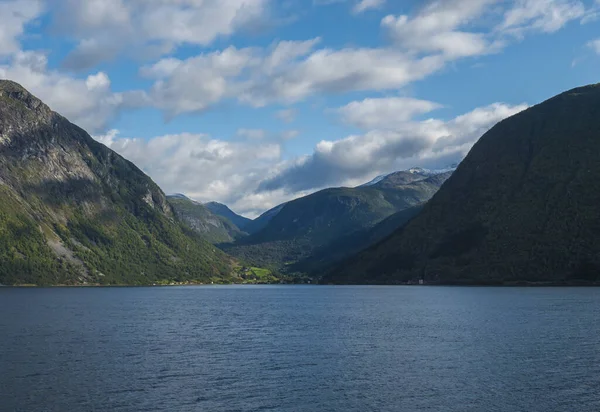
[0, 80, 236, 286]
[326, 84, 600, 284]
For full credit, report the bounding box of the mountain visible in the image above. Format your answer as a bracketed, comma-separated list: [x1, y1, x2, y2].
[167, 195, 247, 244]
[291, 204, 424, 274]
[223, 170, 452, 269]
[243, 203, 287, 235]
[325, 84, 600, 285]
[204, 202, 252, 230]
[359, 174, 387, 187]
[359, 164, 457, 187]
[0, 80, 237, 286]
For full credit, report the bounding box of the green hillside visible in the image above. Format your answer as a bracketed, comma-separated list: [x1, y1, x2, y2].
[0, 80, 237, 286]
[223, 172, 451, 270]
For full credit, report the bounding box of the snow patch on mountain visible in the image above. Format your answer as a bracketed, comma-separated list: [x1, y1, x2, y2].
[359, 164, 458, 187]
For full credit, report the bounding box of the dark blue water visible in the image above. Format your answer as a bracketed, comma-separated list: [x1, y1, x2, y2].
[1, 286, 599, 412]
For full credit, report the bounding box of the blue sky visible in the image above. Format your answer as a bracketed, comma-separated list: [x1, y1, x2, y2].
[1, 0, 599, 216]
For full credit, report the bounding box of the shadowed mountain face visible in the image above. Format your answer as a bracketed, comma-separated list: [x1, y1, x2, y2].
[223, 170, 452, 269]
[204, 202, 252, 231]
[167, 195, 247, 244]
[243, 203, 287, 235]
[291, 204, 425, 274]
[326, 84, 600, 285]
[0, 80, 235, 286]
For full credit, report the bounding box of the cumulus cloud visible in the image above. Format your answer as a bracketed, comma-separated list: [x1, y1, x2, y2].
[144, 40, 445, 115]
[336, 97, 442, 129]
[142, 46, 255, 116]
[240, 47, 444, 106]
[93, 130, 286, 217]
[0, 51, 146, 133]
[140, 1, 593, 117]
[259, 102, 528, 193]
[353, 0, 386, 14]
[383, 0, 594, 60]
[0, 0, 44, 56]
[587, 38, 600, 54]
[61, 37, 124, 70]
[382, 0, 500, 58]
[29, 0, 589, 122]
[53, 0, 270, 70]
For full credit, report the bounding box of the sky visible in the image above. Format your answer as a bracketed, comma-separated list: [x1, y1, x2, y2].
[0, 0, 599, 217]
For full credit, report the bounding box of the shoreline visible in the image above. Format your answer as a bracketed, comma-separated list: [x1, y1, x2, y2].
[2, 281, 600, 288]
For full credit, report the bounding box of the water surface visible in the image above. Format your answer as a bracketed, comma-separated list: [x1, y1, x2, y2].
[1, 286, 599, 411]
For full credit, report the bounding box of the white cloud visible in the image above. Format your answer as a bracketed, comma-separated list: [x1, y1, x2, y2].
[382, 0, 500, 59]
[143, 1, 594, 117]
[0, 0, 44, 56]
[353, 0, 386, 14]
[62, 37, 124, 70]
[53, 0, 271, 70]
[241, 47, 445, 106]
[587, 38, 600, 54]
[275, 108, 297, 123]
[259, 102, 528, 193]
[336, 97, 442, 129]
[383, 0, 594, 60]
[499, 0, 587, 36]
[90, 0, 596, 121]
[143, 39, 445, 115]
[262, 38, 322, 75]
[0, 51, 146, 133]
[93, 130, 285, 217]
[143, 46, 256, 116]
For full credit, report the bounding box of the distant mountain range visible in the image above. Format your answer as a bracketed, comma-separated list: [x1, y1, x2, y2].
[171, 167, 453, 273]
[169, 198, 285, 240]
[2, 79, 599, 286]
[204, 202, 253, 231]
[325, 84, 600, 285]
[167, 195, 247, 244]
[221, 169, 453, 270]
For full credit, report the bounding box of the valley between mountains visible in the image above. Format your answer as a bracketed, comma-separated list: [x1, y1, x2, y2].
[1, 80, 600, 286]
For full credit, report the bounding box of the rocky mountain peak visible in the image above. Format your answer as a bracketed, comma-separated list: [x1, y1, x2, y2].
[0, 80, 50, 114]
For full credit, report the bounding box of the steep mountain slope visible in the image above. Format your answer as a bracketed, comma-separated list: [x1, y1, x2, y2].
[243, 203, 287, 235]
[168, 195, 247, 243]
[326, 84, 600, 284]
[205, 202, 252, 230]
[292, 204, 424, 273]
[0, 80, 236, 286]
[224, 171, 452, 269]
